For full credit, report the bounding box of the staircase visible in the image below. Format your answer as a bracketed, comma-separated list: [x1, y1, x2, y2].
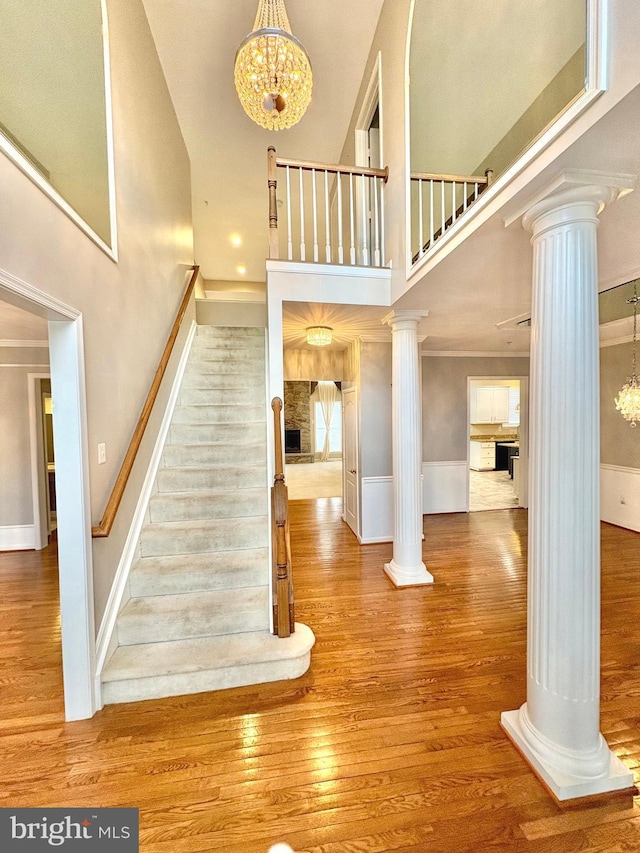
[101, 325, 314, 705]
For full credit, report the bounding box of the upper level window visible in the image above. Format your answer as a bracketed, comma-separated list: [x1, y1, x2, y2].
[0, 0, 113, 249]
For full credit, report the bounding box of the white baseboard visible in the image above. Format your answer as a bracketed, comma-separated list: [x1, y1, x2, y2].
[360, 476, 393, 544]
[422, 461, 468, 514]
[94, 320, 197, 704]
[600, 464, 640, 532]
[0, 524, 35, 551]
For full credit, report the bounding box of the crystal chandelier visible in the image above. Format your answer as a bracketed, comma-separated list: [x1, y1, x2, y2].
[614, 282, 640, 427]
[234, 0, 313, 131]
[306, 326, 332, 346]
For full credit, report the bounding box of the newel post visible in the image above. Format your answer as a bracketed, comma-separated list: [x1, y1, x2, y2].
[271, 397, 293, 637]
[268, 147, 279, 260]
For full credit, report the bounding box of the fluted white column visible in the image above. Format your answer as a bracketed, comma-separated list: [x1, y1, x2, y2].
[382, 310, 433, 587]
[501, 181, 633, 800]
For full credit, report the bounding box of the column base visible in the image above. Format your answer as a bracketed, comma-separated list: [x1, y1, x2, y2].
[501, 708, 633, 801]
[383, 560, 434, 588]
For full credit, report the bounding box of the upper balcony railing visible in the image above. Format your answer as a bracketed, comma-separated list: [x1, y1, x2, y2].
[411, 168, 494, 264]
[268, 146, 389, 268]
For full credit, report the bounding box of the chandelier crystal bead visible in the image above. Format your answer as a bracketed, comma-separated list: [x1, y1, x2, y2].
[614, 283, 640, 427]
[234, 0, 312, 131]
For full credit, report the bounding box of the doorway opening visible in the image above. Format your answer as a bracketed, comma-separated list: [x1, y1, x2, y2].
[468, 377, 527, 512]
[0, 280, 96, 721]
[284, 380, 343, 500]
[28, 372, 59, 548]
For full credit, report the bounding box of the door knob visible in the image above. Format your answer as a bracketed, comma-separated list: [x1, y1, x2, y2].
[349, 468, 356, 474]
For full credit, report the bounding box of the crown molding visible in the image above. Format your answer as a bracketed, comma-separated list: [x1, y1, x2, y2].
[0, 339, 48, 348]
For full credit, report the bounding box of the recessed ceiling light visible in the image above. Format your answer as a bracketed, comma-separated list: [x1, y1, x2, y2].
[230, 234, 242, 247]
[236, 265, 247, 275]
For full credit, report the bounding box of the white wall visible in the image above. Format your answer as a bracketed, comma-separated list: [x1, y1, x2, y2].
[0, 348, 50, 549]
[599, 340, 640, 530]
[0, 350, 49, 529]
[339, 0, 413, 297]
[360, 341, 393, 477]
[409, 0, 585, 176]
[0, 0, 194, 624]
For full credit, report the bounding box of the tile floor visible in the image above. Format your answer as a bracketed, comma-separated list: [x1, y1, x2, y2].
[469, 469, 519, 512]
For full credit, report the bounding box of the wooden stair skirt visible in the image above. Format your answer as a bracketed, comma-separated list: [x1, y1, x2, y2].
[101, 325, 314, 705]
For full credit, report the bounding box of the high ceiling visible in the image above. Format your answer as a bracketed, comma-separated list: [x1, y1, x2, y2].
[3, 3, 640, 358]
[141, 0, 385, 283]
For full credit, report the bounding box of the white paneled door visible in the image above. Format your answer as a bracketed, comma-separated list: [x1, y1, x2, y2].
[342, 387, 359, 537]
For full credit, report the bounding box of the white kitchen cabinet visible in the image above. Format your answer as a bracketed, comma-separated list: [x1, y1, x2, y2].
[470, 440, 496, 471]
[470, 386, 509, 424]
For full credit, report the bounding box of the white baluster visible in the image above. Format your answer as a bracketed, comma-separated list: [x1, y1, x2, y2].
[337, 173, 344, 264]
[373, 175, 380, 267]
[474, 182, 479, 201]
[418, 179, 424, 259]
[429, 180, 434, 247]
[312, 168, 318, 262]
[463, 181, 468, 212]
[380, 180, 386, 267]
[361, 173, 369, 266]
[286, 166, 292, 260]
[299, 168, 305, 262]
[349, 173, 356, 265]
[451, 181, 457, 223]
[324, 170, 331, 263]
[441, 181, 445, 236]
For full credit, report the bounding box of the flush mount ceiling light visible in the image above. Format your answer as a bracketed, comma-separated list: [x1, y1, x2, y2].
[306, 326, 332, 347]
[614, 282, 640, 427]
[234, 0, 313, 131]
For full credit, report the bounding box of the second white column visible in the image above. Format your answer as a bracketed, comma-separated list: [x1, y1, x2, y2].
[383, 310, 433, 587]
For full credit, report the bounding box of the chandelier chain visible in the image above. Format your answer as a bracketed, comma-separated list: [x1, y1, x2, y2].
[614, 280, 640, 427]
[254, 0, 291, 34]
[631, 283, 638, 378]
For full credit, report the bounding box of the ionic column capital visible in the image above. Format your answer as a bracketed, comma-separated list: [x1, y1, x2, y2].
[381, 309, 429, 333]
[504, 169, 635, 232]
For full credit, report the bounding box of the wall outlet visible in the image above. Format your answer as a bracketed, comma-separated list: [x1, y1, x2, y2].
[98, 443, 106, 464]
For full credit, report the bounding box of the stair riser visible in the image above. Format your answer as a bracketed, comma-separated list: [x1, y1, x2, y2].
[140, 517, 268, 557]
[190, 346, 265, 361]
[102, 654, 311, 705]
[130, 559, 268, 596]
[177, 388, 265, 406]
[156, 466, 266, 492]
[196, 327, 264, 339]
[149, 490, 268, 523]
[172, 405, 265, 424]
[118, 588, 269, 645]
[184, 360, 264, 376]
[162, 444, 265, 466]
[168, 423, 266, 444]
[180, 373, 263, 390]
[193, 332, 264, 343]
[118, 607, 269, 645]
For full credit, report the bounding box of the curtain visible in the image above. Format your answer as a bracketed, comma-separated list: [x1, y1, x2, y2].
[317, 381, 340, 462]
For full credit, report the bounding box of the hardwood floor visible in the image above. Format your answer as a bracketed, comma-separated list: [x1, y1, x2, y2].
[0, 505, 639, 852]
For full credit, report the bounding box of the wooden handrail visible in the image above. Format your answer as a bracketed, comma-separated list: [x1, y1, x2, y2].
[271, 397, 294, 638]
[410, 170, 489, 184]
[92, 264, 200, 538]
[277, 155, 389, 183]
[411, 168, 494, 262]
